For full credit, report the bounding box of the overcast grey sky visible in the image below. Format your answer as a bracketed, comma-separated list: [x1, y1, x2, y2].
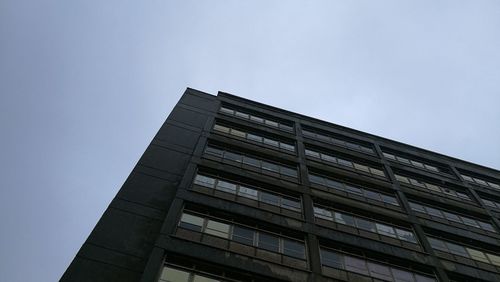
[1, 1, 500, 281]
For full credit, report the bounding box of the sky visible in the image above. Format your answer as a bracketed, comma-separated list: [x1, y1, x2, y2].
[1, 1, 500, 281]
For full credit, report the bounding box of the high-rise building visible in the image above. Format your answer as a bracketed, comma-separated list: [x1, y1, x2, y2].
[62, 88, 500, 282]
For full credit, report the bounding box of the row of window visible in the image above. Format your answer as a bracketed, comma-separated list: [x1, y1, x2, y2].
[460, 174, 500, 191]
[313, 206, 417, 243]
[482, 198, 500, 210]
[428, 237, 500, 267]
[193, 174, 301, 212]
[302, 129, 375, 155]
[213, 124, 295, 152]
[179, 212, 306, 259]
[383, 152, 441, 174]
[159, 266, 221, 282]
[320, 248, 436, 282]
[219, 107, 293, 132]
[305, 149, 386, 178]
[409, 202, 496, 233]
[395, 174, 471, 202]
[309, 174, 400, 206]
[205, 146, 298, 178]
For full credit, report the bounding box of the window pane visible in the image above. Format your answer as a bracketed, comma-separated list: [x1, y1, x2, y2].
[425, 183, 441, 193]
[456, 192, 470, 200]
[179, 213, 204, 232]
[345, 185, 363, 195]
[335, 212, 355, 227]
[409, 202, 425, 213]
[396, 229, 417, 243]
[215, 180, 237, 194]
[446, 242, 468, 257]
[305, 149, 320, 158]
[487, 254, 500, 266]
[461, 217, 480, 228]
[279, 124, 293, 131]
[232, 226, 254, 246]
[235, 111, 249, 119]
[395, 175, 410, 184]
[411, 160, 425, 168]
[466, 248, 489, 263]
[219, 107, 234, 115]
[260, 192, 280, 206]
[428, 238, 447, 252]
[353, 163, 370, 173]
[376, 223, 396, 238]
[263, 138, 279, 147]
[314, 207, 333, 220]
[488, 182, 500, 189]
[213, 124, 230, 133]
[192, 275, 220, 282]
[442, 212, 461, 223]
[238, 186, 258, 200]
[283, 239, 305, 259]
[205, 147, 223, 157]
[309, 175, 326, 185]
[364, 190, 382, 201]
[242, 156, 260, 167]
[424, 164, 439, 172]
[280, 143, 295, 151]
[194, 175, 216, 188]
[326, 179, 345, 190]
[478, 221, 496, 232]
[410, 179, 426, 188]
[415, 274, 436, 282]
[205, 220, 230, 238]
[424, 207, 443, 218]
[482, 199, 496, 207]
[473, 178, 488, 186]
[230, 129, 246, 138]
[370, 168, 385, 177]
[258, 233, 279, 252]
[281, 197, 301, 211]
[396, 156, 411, 164]
[262, 161, 279, 172]
[280, 166, 298, 178]
[383, 152, 397, 160]
[355, 217, 376, 232]
[367, 262, 393, 281]
[161, 267, 190, 282]
[321, 154, 338, 163]
[249, 115, 264, 123]
[264, 120, 279, 127]
[338, 159, 353, 168]
[224, 152, 242, 163]
[461, 175, 474, 182]
[345, 256, 369, 275]
[381, 194, 399, 206]
[391, 268, 416, 282]
[321, 249, 344, 269]
[247, 133, 263, 143]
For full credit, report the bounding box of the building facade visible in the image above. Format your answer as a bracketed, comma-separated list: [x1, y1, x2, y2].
[62, 88, 500, 282]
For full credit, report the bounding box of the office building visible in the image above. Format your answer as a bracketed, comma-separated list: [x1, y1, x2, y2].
[62, 88, 500, 281]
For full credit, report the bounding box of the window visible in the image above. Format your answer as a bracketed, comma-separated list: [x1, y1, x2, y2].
[242, 156, 260, 167]
[409, 202, 425, 213]
[376, 223, 396, 238]
[391, 268, 415, 282]
[231, 129, 246, 138]
[345, 256, 369, 275]
[367, 262, 392, 281]
[258, 233, 280, 252]
[215, 181, 237, 194]
[160, 267, 191, 282]
[238, 186, 258, 200]
[466, 248, 489, 263]
[232, 226, 254, 246]
[321, 249, 344, 268]
[281, 197, 301, 211]
[355, 217, 376, 232]
[364, 190, 382, 201]
[247, 133, 262, 143]
[443, 212, 461, 223]
[345, 185, 363, 195]
[224, 152, 242, 163]
[338, 159, 353, 168]
[461, 217, 480, 228]
[487, 254, 500, 266]
[428, 238, 447, 252]
[396, 229, 417, 243]
[205, 220, 230, 238]
[446, 242, 468, 257]
[192, 275, 220, 282]
[314, 207, 333, 220]
[424, 207, 443, 218]
[260, 192, 280, 206]
[262, 161, 279, 172]
[194, 175, 216, 188]
[179, 214, 204, 232]
[335, 212, 355, 227]
[283, 239, 305, 259]
[381, 194, 398, 206]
